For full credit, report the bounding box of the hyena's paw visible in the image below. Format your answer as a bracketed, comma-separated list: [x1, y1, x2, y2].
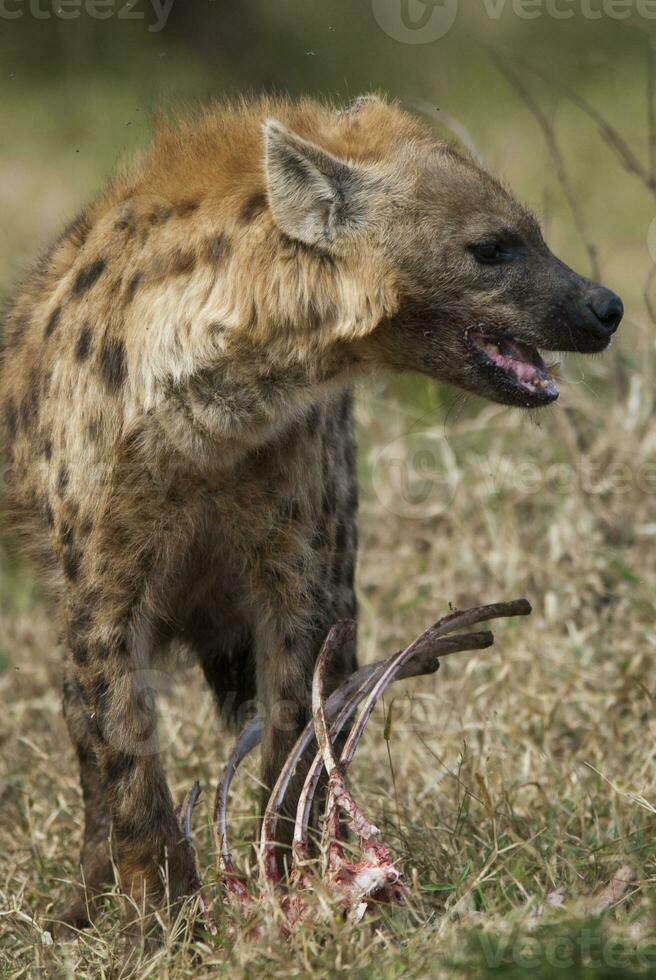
[118, 839, 203, 943]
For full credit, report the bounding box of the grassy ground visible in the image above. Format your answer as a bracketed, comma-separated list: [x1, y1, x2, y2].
[2, 26, 656, 979]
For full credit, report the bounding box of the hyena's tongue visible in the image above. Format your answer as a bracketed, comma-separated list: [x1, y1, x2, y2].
[472, 331, 559, 396]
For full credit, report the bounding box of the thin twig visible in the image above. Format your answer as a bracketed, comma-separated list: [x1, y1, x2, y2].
[490, 51, 600, 279]
[647, 39, 656, 186]
[501, 49, 653, 194]
[411, 100, 485, 164]
[644, 263, 656, 326]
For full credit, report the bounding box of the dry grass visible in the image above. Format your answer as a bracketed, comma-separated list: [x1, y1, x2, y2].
[2, 346, 656, 977]
[2, 57, 656, 977]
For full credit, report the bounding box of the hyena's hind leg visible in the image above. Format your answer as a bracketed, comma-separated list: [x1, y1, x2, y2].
[194, 625, 258, 730]
[50, 662, 114, 938]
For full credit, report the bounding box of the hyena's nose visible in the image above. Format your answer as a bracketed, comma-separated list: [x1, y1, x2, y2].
[586, 286, 624, 338]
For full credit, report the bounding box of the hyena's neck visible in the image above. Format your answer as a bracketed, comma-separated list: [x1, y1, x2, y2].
[149, 340, 361, 473]
[101, 194, 389, 472]
[103, 203, 369, 470]
[11, 97, 400, 476]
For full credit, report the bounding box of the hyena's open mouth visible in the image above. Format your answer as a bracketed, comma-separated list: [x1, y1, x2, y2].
[466, 327, 560, 408]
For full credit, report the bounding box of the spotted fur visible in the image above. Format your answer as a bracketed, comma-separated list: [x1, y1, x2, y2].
[1, 92, 597, 934]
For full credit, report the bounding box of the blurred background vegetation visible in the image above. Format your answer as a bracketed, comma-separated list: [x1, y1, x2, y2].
[1, 2, 653, 581]
[1, 0, 654, 610]
[3, 5, 656, 976]
[0, 0, 649, 294]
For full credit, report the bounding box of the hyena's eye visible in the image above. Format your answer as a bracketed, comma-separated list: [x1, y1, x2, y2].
[470, 242, 515, 265]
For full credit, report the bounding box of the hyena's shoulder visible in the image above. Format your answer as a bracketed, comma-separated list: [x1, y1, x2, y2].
[2, 91, 412, 413]
[0, 94, 423, 575]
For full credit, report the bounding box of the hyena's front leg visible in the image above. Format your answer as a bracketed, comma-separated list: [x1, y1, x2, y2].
[63, 599, 197, 931]
[50, 660, 114, 937]
[254, 588, 357, 865]
[255, 620, 321, 864]
[252, 466, 359, 864]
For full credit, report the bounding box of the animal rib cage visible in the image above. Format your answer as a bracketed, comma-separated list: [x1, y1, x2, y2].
[177, 598, 531, 933]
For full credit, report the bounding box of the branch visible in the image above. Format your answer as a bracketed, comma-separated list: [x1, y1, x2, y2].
[491, 51, 601, 280]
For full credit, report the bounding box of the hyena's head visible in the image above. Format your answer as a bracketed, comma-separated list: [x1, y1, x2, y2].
[262, 97, 622, 408]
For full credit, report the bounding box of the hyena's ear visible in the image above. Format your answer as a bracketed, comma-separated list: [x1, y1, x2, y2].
[262, 118, 370, 246]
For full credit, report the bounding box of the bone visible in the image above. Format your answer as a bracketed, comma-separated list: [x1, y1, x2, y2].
[305, 601, 531, 917]
[314, 601, 531, 805]
[261, 628, 496, 875]
[212, 720, 259, 906]
[210, 598, 530, 924]
[217, 607, 516, 861]
[177, 781, 217, 935]
[292, 630, 495, 857]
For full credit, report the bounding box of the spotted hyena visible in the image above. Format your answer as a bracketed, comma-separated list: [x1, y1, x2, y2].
[0, 94, 622, 934]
